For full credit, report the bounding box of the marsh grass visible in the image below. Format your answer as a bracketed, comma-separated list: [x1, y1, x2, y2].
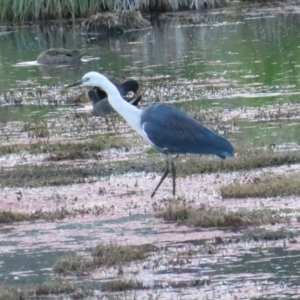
[92, 243, 148, 266]
[0, 281, 78, 300]
[53, 255, 91, 275]
[0, 134, 128, 160]
[23, 121, 50, 139]
[101, 280, 144, 292]
[54, 243, 149, 275]
[178, 148, 300, 175]
[221, 174, 300, 199]
[157, 204, 286, 228]
[101, 278, 209, 292]
[2, 148, 300, 188]
[0, 286, 20, 300]
[0, 211, 30, 223]
[0, 0, 226, 22]
[0, 208, 75, 223]
[243, 228, 294, 242]
[0, 205, 112, 223]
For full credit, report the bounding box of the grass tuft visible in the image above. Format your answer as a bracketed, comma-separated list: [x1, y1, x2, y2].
[23, 121, 50, 138]
[178, 148, 300, 175]
[0, 135, 128, 161]
[101, 280, 144, 292]
[53, 255, 90, 274]
[92, 243, 148, 266]
[221, 174, 300, 199]
[0, 208, 74, 224]
[54, 243, 150, 275]
[0, 286, 21, 300]
[0, 281, 78, 300]
[157, 204, 287, 228]
[0, 211, 30, 223]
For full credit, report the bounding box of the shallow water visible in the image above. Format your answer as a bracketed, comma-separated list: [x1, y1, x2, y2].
[1, 13, 300, 144]
[1, 213, 300, 299]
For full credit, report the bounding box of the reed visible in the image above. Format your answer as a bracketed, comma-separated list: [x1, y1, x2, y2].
[0, 0, 228, 22]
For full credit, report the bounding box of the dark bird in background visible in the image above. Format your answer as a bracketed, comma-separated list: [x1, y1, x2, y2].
[37, 48, 86, 65]
[88, 77, 141, 116]
[67, 72, 234, 198]
[92, 77, 139, 100]
[88, 89, 141, 117]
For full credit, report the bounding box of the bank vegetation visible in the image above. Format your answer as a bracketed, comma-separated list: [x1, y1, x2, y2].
[0, 0, 233, 23]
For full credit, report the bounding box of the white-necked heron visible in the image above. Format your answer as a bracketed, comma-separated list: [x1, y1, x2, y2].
[67, 72, 234, 197]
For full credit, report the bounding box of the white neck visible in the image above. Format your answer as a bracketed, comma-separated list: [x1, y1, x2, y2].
[101, 77, 144, 137]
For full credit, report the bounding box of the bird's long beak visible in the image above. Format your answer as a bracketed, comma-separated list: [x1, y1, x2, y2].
[66, 79, 83, 88]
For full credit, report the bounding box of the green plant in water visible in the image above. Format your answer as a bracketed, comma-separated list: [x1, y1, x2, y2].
[53, 243, 149, 275]
[221, 173, 300, 199]
[157, 204, 287, 228]
[23, 121, 50, 139]
[101, 280, 144, 292]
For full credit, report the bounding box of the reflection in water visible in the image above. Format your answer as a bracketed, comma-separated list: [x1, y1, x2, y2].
[1, 13, 300, 91]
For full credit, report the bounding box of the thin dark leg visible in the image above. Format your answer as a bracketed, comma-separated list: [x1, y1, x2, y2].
[171, 158, 176, 196]
[151, 158, 169, 198]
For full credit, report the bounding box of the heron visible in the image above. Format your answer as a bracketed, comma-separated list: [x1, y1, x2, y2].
[67, 72, 234, 197]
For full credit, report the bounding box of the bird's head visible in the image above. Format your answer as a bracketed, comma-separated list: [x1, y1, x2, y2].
[67, 71, 108, 89]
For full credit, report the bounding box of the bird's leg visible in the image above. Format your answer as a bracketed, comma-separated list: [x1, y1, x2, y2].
[111, 115, 120, 133]
[170, 156, 176, 196]
[104, 116, 111, 131]
[151, 156, 170, 198]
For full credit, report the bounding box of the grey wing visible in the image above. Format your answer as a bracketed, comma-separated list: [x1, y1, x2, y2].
[141, 104, 234, 158]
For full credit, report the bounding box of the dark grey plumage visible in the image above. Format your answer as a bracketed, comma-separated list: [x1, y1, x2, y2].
[141, 104, 233, 158]
[89, 89, 142, 117]
[140, 103, 234, 197]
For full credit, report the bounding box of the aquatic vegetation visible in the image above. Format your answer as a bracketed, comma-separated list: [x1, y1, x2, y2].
[177, 147, 300, 175]
[157, 204, 287, 228]
[221, 173, 300, 199]
[1, 147, 300, 188]
[0, 208, 73, 223]
[242, 228, 295, 242]
[53, 255, 91, 275]
[101, 280, 144, 292]
[92, 243, 148, 266]
[54, 243, 149, 275]
[0, 211, 30, 223]
[0, 281, 80, 300]
[23, 121, 50, 139]
[0, 135, 129, 160]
